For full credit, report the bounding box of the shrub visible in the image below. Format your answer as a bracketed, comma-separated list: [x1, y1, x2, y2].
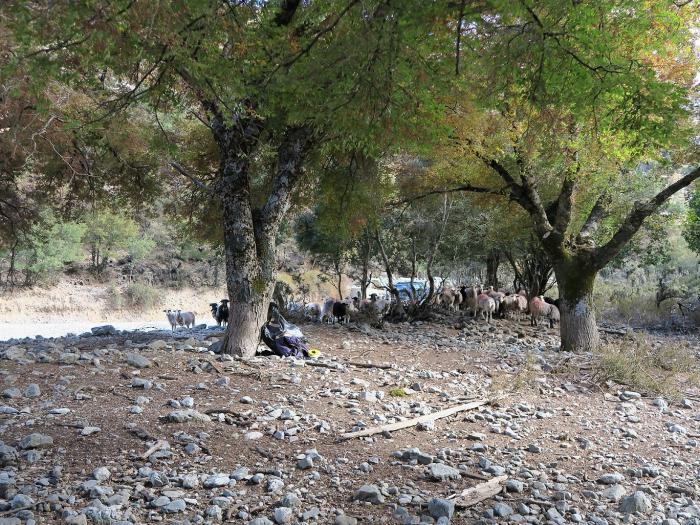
[593, 333, 698, 398]
[107, 283, 162, 311]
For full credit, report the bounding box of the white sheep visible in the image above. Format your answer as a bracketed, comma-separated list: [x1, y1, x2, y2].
[476, 293, 496, 323]
[176, 310, 196, 329]
[163, 309, 178, 331]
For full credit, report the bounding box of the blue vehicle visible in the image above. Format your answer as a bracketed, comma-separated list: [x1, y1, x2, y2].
[394, 280, 427, 302]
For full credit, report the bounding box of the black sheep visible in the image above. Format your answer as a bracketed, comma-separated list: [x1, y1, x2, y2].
[543, 296, 562, 310]
[209, 303, 220, 324]
[217, 299, 230, 327]
[332, 301, 349, 324]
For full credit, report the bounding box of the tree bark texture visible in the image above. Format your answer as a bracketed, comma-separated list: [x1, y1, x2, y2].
[554, 259, 599, 353]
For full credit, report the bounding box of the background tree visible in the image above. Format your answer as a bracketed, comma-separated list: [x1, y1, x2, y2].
[13, 211, 85, 285]
[5, 1, 450, 356]
[404, 0, 700, 351]
[295, 211, 352, 299]
[684, 186, 700, 257]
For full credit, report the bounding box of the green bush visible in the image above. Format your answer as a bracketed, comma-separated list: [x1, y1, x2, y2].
[13, 212, 86, 284]
[107, 283, 162, 311]
[594, 334, 698, 398]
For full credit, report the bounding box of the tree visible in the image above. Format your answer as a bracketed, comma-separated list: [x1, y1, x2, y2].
[295, 211, 352, 299]
[82, 210, 141, 271]
[683, 186, 700, 256]
[6, 1, 449, 356]
[406, 0, 700, 351]
[13, 212, 86, 285]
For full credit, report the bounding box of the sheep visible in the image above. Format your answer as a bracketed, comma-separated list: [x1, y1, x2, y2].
[543, 296, 562, 311]
[439, 288, 461, 311]
[460, 286, 478, 317]
[547, 304, 560, 328]
[529, 296, 551, 327]
[501, 291, 528, 321]
[500, 294, 519, 319]
[176, 310, 196, 329]
[486, 286, 505, 317]
[369, 294, 389, 316]
[319, 298, 336, 323]
[216, 299, 229, 327]
[164, 309, 178, 331]
[304, 302, 321, 321]
[476, 293, 496, 323]
[209, 303, 219, 324]
[332, 301, 350, 324]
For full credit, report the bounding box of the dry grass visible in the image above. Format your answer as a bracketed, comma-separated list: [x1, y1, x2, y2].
[489, 352, 542, 395]
[0, 279, 225, 322]
[593, 333, 699, 398]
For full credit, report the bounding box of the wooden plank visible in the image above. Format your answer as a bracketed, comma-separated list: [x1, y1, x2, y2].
[450, 475, 507, 507]
[339, 398, 489, 440]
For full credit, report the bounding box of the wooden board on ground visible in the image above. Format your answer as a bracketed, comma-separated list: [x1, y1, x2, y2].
[338, 398, 489, 440]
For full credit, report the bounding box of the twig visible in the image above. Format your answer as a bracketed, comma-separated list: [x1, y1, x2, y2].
[141, 439, 169, 460]
[339, 398, 490, 440]
[449, 475, 507, 507]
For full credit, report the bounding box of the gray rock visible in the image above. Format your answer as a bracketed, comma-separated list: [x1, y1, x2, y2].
[493, 502, 513, 517]
[24, 384, 41, 398]
[164, 498, 186, 513]
[267, 478, 285, 493]
[2, 388, 21, 399]
[248, 519, 273, 525]
[506, 479, 525, 493]
[598, 473, 624, 484]
[92, 467, 111, 483]
[19, 433, 53, 450]
[273, 507, 293, 524]
[602, 484, 626, 502]
[232, 467, 249, 481]
[355, 484, 385, 504]
[131, 378, 152, 389]
[280, 493, 301, 508]
[203, 473, 230, 488]
[619, 491, 651, 514]
[427, 463, 461, 481]
[164, 409, 211, 423]
[148, 471, 169, 488]
[0, 445, 18, 466]
[428, 498, 455, 519]
[65, 514, 88, 525]
[334, 516, 357, 525]
[11, 494, 34, 509]
[126, 353, 151, 369]
[91, 325, 117, 336]
[206, 505, 223, 521]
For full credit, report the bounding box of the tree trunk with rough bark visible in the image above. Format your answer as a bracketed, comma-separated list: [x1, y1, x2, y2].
[554, 258, 599, 353]
[218, 123, 310, 357]
[486, 250, 500, 289]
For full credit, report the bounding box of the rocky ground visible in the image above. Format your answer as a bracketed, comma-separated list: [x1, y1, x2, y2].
[0, 316, 699, 525]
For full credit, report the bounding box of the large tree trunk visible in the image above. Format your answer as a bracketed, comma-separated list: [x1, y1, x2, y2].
[219, 151, 272, 357]
[554, 260, 599, 353]
[486, 250, 500, 289]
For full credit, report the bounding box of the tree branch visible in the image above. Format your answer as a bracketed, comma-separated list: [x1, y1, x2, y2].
[389, 183, 505, 207]
[170, 161, 213, 192]
[576, 193, 610, 245]
[551, 173, 576, 242]
[593, 165, 700, 267]
[258, 125, 313, 236]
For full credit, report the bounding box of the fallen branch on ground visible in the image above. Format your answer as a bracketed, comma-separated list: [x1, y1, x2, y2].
[338, 398, 490, 440]
[141, 439, 169, 460]
[599, 327, 627, 335]
[449, 475, 507, 507]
